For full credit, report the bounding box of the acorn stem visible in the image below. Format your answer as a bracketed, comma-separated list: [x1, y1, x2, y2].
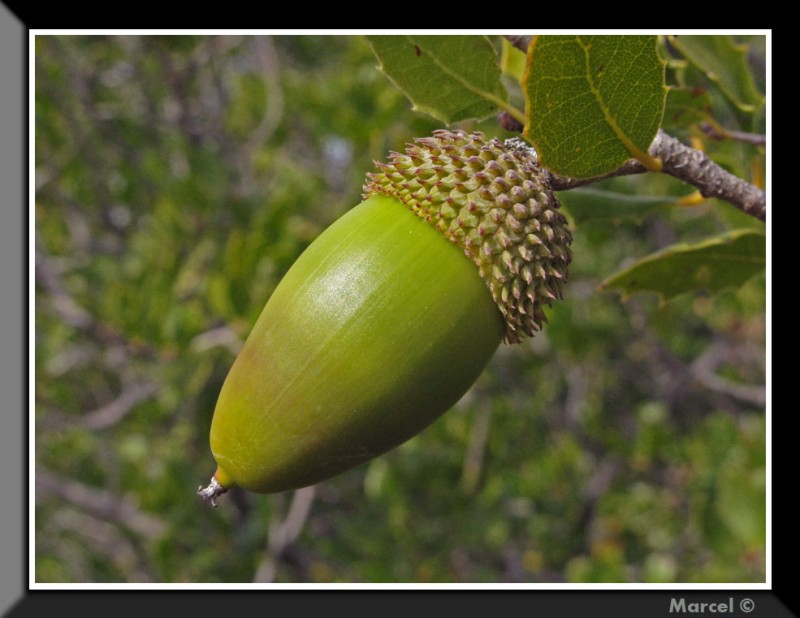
[197, 475, 228, 508]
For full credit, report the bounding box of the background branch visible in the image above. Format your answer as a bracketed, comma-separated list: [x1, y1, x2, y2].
[48, 508, 156, 581]
[40, 380, 159, 431]
[83, 381, 160, 430]
[460, 403, 492, 495]
[36, 470, 167, 541]
[700, 122, 766, 146]
[253, 486, 316, 583]
[691, 340, 766, 408]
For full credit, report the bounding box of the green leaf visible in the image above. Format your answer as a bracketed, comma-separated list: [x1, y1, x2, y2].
[365, 35, 508, 124]
[669, 35, 764, 113]
[558, 187, 678, 224]
[523, 35, 667, 179]
[600, 229, 766, 300]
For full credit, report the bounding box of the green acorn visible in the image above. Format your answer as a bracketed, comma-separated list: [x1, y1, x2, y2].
[198, 129, 571, 506]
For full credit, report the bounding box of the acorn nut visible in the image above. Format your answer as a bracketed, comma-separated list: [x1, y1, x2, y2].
[198, 130, 572, 506]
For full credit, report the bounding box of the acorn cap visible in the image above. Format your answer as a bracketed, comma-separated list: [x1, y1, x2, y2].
[364, 129, 572, 343]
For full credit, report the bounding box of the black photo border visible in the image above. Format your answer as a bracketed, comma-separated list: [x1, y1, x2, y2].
[6, 16, 788, 617]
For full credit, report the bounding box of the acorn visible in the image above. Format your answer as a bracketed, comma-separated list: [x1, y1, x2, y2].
[198, 129, 571, 506]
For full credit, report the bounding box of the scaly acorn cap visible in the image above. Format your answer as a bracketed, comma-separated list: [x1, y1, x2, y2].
[363, 129, 572, 344]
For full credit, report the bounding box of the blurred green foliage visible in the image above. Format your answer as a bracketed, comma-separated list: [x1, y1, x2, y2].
[34, 34, 766, 584]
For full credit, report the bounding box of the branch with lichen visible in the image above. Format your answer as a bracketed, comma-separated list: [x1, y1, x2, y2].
[545, 130, 766, 222]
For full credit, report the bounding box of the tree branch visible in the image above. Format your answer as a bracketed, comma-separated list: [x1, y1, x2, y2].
[40, 380, 160, 432]
[460, 403, 492, 495]
[36, 470, 167, 541]
[253, 486, 316, 583]
[547, 131, 767, 222]
[502, 35, 766, 222]
[49, 508, 155, 581]
[82, 381, 160, 430]
[700, 122, 766, 146]
[545, 159, 648, 191]
[36, 241, 161, 357]
[35, 247, 94, 332]
[691, 340, 766, 408]
[190, 324, 243, 354]
[653, 131, 766, 221]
